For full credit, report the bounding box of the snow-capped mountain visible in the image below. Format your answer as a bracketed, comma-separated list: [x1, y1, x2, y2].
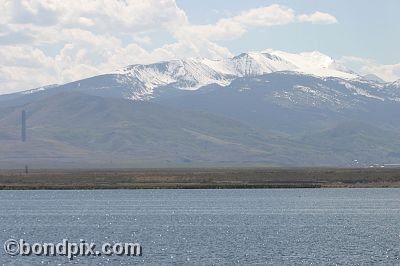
[115, 50, 358, 100]
[362, 74, 385, 83]
[391, 80, 400, 88]
[1, 50, 400, 167]
[2, 49, 397, 111]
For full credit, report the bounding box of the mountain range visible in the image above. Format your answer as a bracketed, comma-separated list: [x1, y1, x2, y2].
[1, 49, 400, 168]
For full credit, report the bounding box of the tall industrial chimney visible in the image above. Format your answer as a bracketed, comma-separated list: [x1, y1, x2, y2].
[21, 110, 26, 142]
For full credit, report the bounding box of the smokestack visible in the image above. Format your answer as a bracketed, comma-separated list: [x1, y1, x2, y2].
[21, 110, 26, 142]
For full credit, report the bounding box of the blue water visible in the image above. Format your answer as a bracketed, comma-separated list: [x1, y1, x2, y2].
[0, 189, 400, 265]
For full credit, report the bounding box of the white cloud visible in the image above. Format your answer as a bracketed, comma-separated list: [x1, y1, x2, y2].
[338, 56, 371, 64]
[298, 11, 338, 24]
[339, 56, 400, 82]
[0, 1, 339, 93]
[104, 39, 233, 71]
[133, 35, 152, 45]
[2, 0, 188, 32]
[0, 46, 53, 68]
[0, 66, 58, 94]
[361, 64, 400, 82]
[176, 5, 338, 41]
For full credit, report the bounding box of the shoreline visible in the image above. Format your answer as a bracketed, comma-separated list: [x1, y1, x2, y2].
[0, 168, 400, 189]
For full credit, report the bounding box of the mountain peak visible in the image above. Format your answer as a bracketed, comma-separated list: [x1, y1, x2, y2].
[362, 74, 385, 83]
[81, 49, 361, 100]
[4, 49, 360, 100]
[392, 79, 400, 88]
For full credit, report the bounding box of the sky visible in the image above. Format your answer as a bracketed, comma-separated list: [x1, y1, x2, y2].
[0, 0, 399, 94]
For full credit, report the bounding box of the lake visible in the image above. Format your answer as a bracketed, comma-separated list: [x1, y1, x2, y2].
[1, 189, 400, 265]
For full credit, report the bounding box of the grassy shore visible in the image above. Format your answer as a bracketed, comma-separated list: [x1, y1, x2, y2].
[0, 168, 400, 189]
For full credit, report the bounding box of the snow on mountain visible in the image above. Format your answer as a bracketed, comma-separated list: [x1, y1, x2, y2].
[20, 84, 59, 95]
[115, 50, 358, 100]
[115, 59, 230, 100]
[202, 52, 297, 76]
[362, 74, 386, 83]
[392, 80, 400, 88]
[267, 50, 357, 79]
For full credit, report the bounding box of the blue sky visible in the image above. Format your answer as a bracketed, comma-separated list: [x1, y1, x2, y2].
[0, 0, 399, 93]
[177, 0, 399, 64]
